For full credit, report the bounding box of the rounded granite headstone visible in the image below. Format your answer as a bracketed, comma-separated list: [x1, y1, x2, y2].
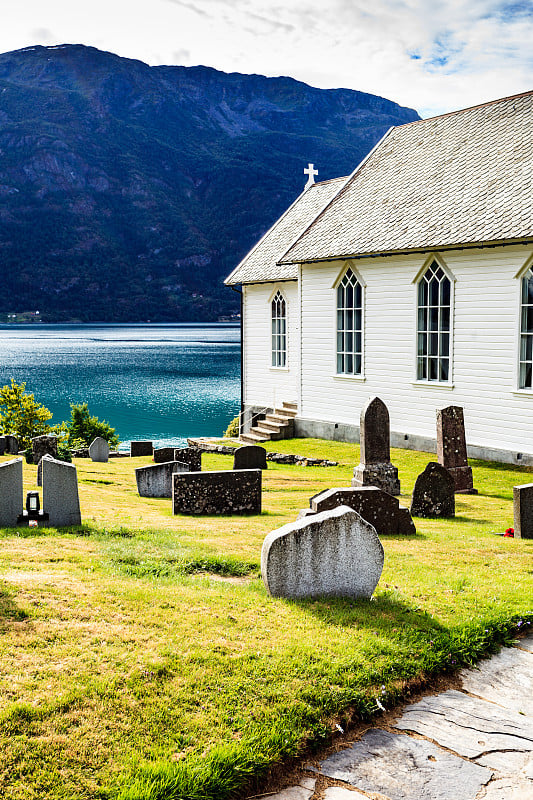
[88, 437, 109, 463]
[233, 445, 267, 471]
[261, 505, 384, 599]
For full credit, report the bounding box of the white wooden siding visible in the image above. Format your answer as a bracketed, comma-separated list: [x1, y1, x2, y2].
[243, 282, 299, 408]
[299, 245, 533, 455]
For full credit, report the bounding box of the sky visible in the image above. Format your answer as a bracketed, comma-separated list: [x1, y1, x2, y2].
[2, 0, 532, 117]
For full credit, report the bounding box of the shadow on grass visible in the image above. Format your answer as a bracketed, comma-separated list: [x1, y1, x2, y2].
[0, 582, 30, 627]
[293, 591, 445, 637]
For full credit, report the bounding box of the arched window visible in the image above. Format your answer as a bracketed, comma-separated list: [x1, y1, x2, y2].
[336, 267, 363, 375]
[417, 261, 451, 382]
[519, 267, 533, 389]
[271, 290, 287, 367]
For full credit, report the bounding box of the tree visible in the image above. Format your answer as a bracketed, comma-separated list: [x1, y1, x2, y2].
[0, 379, 54, 449]
[67, 403, 119, 449]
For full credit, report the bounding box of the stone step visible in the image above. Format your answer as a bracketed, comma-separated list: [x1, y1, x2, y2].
[266, 413, 293, 426]
[240, 430, 269, 444]
[262, 416, 290, 431]
[280, 402, 298, 417]
[254, 425, 282, 440]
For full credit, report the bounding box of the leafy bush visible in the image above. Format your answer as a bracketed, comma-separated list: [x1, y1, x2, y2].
[223, 415, 240, 438]
[0, 379, 53, 449]
[66, 403, 119, 448]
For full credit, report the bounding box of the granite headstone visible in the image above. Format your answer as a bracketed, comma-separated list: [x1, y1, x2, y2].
[174, 447, 202, 472]
[173, 469, 261, 515]
[309, 486, 415, 536]
[410, 462, 455, 518]
[352, 397, 400, 495]
[130, 441, 153, 457]
[261, 505, 384, 599]
[513, 483, 533, 539]
[0, 457, 23, 527]
[42, 457, 81, 527]
[153, 446, 176, 464]
[88, 437, 109, 463]
[136, 460, 189, 498]
[233, 445, 267, 471]
[436, 406, 477, 493]
[4, 434, 19, 455]
[32, 434, 58, 464]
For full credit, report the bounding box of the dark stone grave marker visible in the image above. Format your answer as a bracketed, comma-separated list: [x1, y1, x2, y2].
[233, 445, 267, 471]
[352, 397, 400, 495]
[437, 406, 477, 493]
[410, 462, 455, 518]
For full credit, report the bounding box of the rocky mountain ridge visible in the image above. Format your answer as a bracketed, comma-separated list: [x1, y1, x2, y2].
[0, 44, 420, 321]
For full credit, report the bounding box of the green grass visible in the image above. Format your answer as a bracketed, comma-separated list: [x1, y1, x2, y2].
[0, 440, 532, 799]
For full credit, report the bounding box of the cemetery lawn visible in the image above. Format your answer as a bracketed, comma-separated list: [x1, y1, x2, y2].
[0, 441, 532, 800]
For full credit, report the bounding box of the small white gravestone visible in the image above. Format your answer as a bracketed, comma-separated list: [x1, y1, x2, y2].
[0, 457, 23, 527]
[261, 505, 384, 599]
[89, 437, 109, 463]
[42, 457, 81, 527]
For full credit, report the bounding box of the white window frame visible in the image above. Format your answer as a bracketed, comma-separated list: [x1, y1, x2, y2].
[412, 254, 455, 385]
[517, 255, 533, 391]
[270, 287, 288, 369]
[332, 261, 366, 380]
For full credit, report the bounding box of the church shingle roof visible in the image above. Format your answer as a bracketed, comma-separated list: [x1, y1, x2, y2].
[280, 91, 533, 265]
[224, 176, 348, 285]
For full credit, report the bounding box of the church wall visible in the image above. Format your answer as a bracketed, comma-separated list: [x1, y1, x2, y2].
[299, 244, 533, 460]
[242, 281, 299, 411]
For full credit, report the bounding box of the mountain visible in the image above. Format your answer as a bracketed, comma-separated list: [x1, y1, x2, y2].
[0, 44, 420, 322]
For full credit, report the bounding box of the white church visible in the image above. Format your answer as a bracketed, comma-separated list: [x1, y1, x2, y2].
[225, 91, 533, 465]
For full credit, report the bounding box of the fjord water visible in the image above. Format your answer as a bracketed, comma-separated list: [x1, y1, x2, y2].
[0, 324, 240, 448]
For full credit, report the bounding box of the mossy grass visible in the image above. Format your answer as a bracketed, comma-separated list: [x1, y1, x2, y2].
[0, 441, 531, 799]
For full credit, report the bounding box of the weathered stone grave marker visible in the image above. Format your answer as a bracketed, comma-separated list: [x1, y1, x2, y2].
[174, 447, 202, 472]
[233, 445, 267, 471]
[136, 460, 189, 498]
[42, 457, 81, 527]
[307, 486, 415, 536]
[513, 483, 533, 539]
[410, 462, 455, 518]
[437, 405, 477, 493]
[130, 441, 153, 457]
[153, 446, 177, 464]
[0, 457, 23, 527]
[4, 435, 19, 455]
[262, 505, 384, 599]
[32, 434, 58, 464]
[89, 437, 109, 463]
[352, 397, 400, 495]
[173, 469, 261, 515]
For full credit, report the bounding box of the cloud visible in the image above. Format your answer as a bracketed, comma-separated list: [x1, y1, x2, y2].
[173, 47, 191, 63]
[31, 27, 57, 44]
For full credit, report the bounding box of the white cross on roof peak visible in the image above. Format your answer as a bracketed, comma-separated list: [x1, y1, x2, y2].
[304, 163, 318, 188]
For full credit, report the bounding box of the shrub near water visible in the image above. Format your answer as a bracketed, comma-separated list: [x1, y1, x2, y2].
[0, 440, 531, 800]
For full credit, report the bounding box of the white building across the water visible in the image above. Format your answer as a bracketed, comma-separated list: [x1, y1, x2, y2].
[225, 91, 533, 465]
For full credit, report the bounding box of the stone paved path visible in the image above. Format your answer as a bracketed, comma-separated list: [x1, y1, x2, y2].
[253, 635, 533, 800]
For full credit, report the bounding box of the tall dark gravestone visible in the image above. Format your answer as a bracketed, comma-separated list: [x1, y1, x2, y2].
[352, 397, 400, 496]
[436, 406, 477, 493]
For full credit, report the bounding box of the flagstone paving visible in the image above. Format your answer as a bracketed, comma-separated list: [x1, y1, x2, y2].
[255, 635, 532, 800]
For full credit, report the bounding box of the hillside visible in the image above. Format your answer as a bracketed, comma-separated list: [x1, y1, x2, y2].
[0, 45, 419, 321]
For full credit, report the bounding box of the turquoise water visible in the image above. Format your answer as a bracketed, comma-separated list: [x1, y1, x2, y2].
[0, 324, 241, 448]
